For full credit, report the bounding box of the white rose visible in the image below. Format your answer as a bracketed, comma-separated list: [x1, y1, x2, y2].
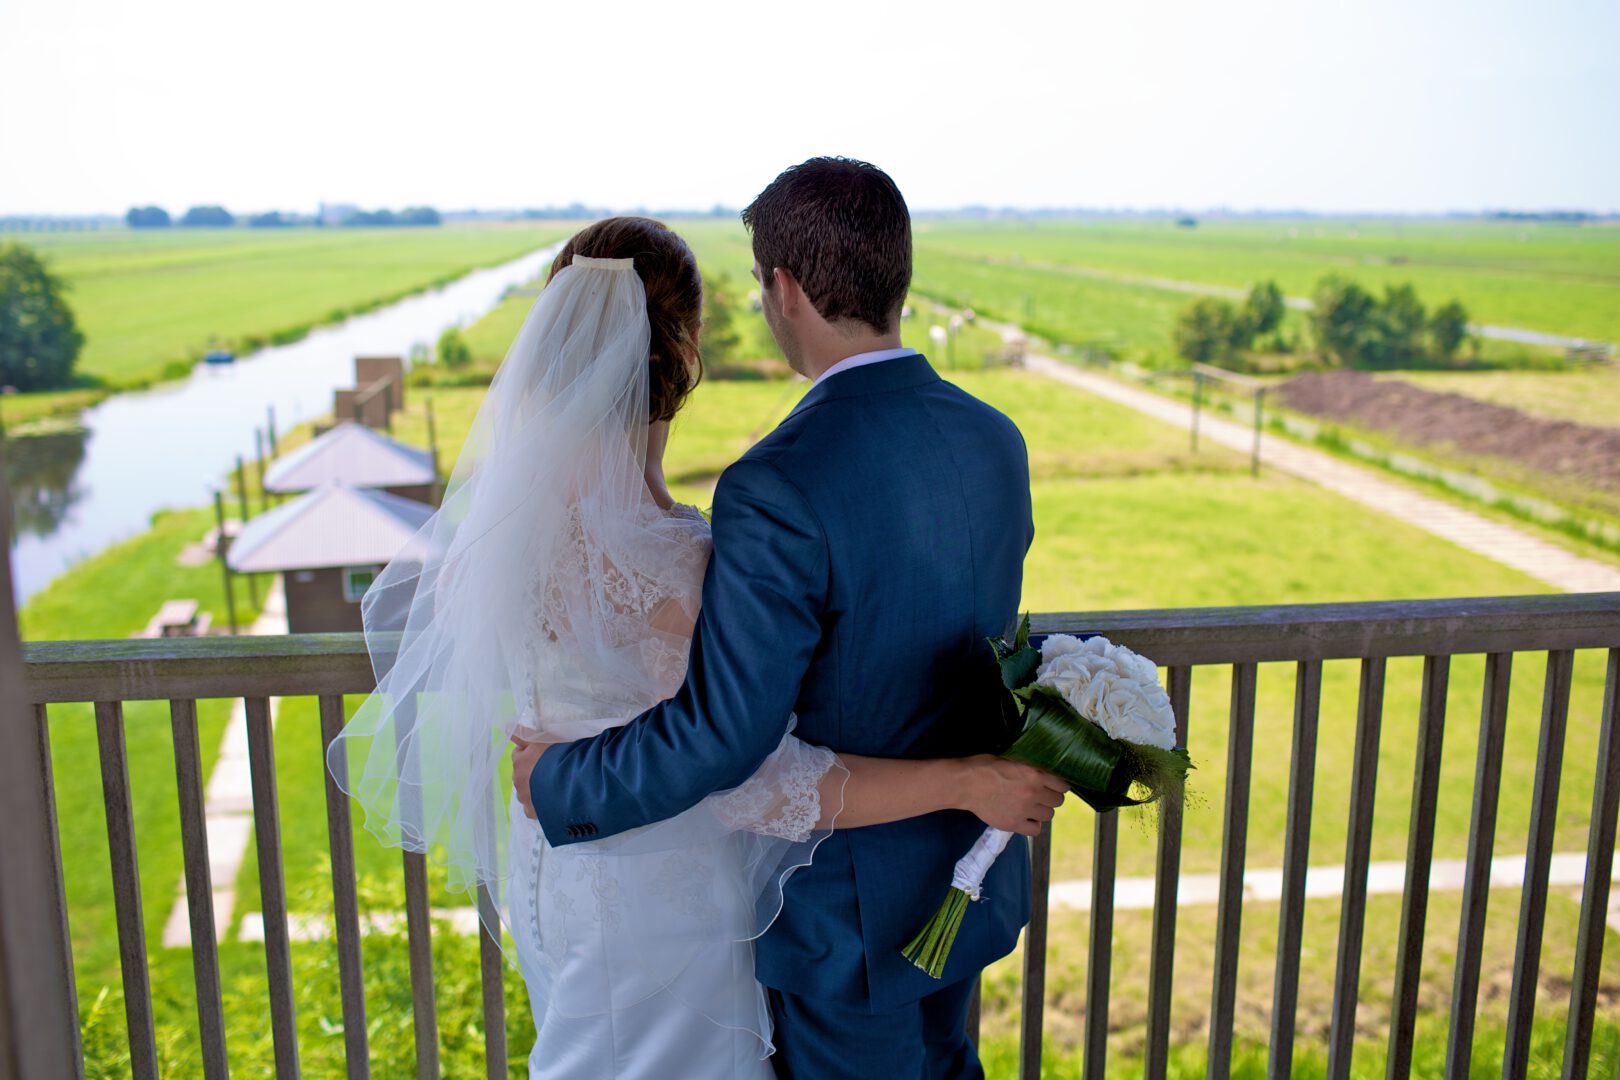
[1032, 635, 1177, 750]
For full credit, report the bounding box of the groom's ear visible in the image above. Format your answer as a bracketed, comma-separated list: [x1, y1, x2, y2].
[772, 267, 804, 317]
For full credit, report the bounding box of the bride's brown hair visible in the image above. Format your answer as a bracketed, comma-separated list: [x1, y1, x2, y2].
[548, 216, 704, 422]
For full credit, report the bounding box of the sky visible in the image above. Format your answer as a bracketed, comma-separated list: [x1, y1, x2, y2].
[1, 0, 1617, 217]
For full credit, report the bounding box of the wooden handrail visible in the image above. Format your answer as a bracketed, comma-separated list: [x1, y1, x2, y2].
[21, 593, 1619, 703]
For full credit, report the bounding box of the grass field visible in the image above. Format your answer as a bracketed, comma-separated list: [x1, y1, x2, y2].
[16, 224, 567, 400]
[912, 217, 1620, 345]
[20, 232, 1620, 1075]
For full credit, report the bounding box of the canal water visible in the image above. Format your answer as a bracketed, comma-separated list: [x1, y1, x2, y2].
[6, 241, 563, 605]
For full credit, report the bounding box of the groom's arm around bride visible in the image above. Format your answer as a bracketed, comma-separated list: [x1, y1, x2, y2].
[525, 158, 1036, 1079]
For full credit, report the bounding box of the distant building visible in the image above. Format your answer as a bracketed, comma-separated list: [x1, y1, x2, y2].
[263, 422, 437, 504]
[226, 482, 434, 633]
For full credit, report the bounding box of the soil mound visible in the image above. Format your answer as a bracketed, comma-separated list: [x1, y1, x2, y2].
[1275, 371, 1620, 493]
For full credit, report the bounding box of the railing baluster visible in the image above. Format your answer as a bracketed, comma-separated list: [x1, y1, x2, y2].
[318, 694, 369, 1080]
[1018, 822, 1051, 1080]
[1387, 655, 1450, 1080]
[1327, 656, 1386, 1080]
[31, 703, 84, 1079]
[245, 696, 299, 1078]
[1208, 662, 1257, 1080]
[1564, 648, 1620, 1080]
[1269, 659, 1322, 1079]
[94, 700, 159, 1080]
[1503, 649, 1574, 1077]
[169, 698, 228, 1079]
[403, 851, 439, 1079]
[966, 979, 980, 1044]
[476, 884, 507, 1080]
[1144, 665, 1191, 1080]
[1446, 652, 1512, 1079]
[1083, 809, 1118, 1080]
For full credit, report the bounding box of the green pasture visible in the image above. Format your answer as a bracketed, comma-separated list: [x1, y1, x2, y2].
[15, 224, 567, 400]
[22, 297, 1620, 1074]
[912, 217, 1620, 345]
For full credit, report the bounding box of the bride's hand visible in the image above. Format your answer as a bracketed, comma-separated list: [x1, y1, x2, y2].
[512, 734, 558, 820]
[955, 755, 1069, 836]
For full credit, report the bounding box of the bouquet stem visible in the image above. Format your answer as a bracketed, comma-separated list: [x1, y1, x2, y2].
[902, 826, 1014, 978]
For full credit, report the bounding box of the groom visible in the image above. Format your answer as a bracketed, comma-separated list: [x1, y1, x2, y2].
[516, 157, 1035, 1078]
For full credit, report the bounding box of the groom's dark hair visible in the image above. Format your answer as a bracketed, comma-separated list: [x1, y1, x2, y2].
[742, 157, 911, 334]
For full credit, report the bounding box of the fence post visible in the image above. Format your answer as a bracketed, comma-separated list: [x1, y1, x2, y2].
[266, 405, 278, 458]
[253, 429, 268, 513]
[212, 490, 238, 635]
[234, 457, 259, 609]
[0, 439, 83, 1080]
[1191, 372, 1203, 453]
[1251, 388, 1265, 478]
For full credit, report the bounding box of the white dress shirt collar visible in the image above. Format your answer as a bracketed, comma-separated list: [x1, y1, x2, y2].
[813, 346, 919, 386]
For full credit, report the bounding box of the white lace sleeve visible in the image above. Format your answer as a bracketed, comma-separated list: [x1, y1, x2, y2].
[708, 728, 847, 842]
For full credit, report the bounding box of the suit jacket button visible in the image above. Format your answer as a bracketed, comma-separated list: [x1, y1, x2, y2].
[584, 824, 597, 835]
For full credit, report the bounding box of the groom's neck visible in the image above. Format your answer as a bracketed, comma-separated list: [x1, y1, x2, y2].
[800, 325, 904, 382]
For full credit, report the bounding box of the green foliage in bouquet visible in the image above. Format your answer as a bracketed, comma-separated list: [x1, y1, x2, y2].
[992, 615, 1192, 812]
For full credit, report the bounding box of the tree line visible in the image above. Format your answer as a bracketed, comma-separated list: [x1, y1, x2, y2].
[125, 205, 442, 228]
[1175, 277, 1471, 371]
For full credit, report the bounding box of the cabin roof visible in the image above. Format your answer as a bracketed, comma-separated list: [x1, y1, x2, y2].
[262, 421, 435, 493]
[226, 482, 434, 573]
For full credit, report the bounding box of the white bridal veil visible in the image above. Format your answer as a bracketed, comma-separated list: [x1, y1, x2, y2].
[327, 254, 842, 1057]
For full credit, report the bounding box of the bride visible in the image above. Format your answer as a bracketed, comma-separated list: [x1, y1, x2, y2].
[328, 216, 1064, 1078]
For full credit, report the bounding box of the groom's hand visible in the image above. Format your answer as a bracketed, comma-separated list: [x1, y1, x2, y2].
[960, 755, 1069, 836]
[511, 735, 556, 821]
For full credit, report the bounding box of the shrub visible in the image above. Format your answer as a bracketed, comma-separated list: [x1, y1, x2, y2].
[438, 326, 472, 369]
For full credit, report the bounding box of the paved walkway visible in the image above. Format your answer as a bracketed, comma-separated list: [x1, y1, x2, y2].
[161, 575, 289, 948]
[1026, 354, 1620, 593]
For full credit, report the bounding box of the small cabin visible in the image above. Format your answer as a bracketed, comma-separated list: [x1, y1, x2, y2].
[225, 482, 433, 633]
[263, 421, 438, 505]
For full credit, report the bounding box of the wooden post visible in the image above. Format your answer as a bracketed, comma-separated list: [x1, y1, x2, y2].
[1190, 372, 1203, 453]
[233, 457, 259, 609]
[0, 438, 84, 1080]
[253, 429, 268, 513]
[212, 491, 238, 635]
[1251, 388, 1265, 478]
[426, 397, 441, 506]
[266, 405, 278, 458]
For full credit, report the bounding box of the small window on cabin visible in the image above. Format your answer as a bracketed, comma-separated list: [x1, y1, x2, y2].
[343, 566, 382, 603]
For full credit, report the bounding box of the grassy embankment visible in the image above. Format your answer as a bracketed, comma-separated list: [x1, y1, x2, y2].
[29, 228, 1619, 1075]
[8, 224, 569, 425]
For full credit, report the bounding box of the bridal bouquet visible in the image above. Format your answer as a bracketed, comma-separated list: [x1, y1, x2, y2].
[902, 617, 1195, 977]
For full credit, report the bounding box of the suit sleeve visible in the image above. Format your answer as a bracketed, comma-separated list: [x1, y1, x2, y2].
[529, 457, 829, 846]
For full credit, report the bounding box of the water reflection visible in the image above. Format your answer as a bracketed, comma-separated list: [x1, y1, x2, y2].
[4, 426, 89, 539]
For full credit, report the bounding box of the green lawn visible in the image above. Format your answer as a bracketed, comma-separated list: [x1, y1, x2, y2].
[25, 283, 1619, 1075]
[912, 217, 1620, 345]
[16, 224, 568, 398]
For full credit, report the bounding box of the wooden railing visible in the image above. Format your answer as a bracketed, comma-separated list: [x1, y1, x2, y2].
[4, 592, 1620, 1079]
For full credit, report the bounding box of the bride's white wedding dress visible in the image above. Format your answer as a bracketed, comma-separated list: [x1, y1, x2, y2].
[503, 499, 840, 1079]
[327, 255, 841, 1080]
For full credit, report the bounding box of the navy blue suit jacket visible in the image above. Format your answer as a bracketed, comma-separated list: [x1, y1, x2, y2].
[530, 353, 1035, 1011]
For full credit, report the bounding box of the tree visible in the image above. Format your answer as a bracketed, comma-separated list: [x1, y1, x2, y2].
[1174, 296, 1241, 367]
[1308, 275, 1377, 367]
[397, 206, 442, 226]
[180, 205, 235, 227]
[699, 274, 741, 366]
[248, 211, 292, 228]
[1429, 300, 1470, 363]
[1242, 280, 1285, 338]
[125, 206, 171, 228]
[0, 242, 85, 391]
[437, 326, 471, 369]
[1360, 283, 1427, 368]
